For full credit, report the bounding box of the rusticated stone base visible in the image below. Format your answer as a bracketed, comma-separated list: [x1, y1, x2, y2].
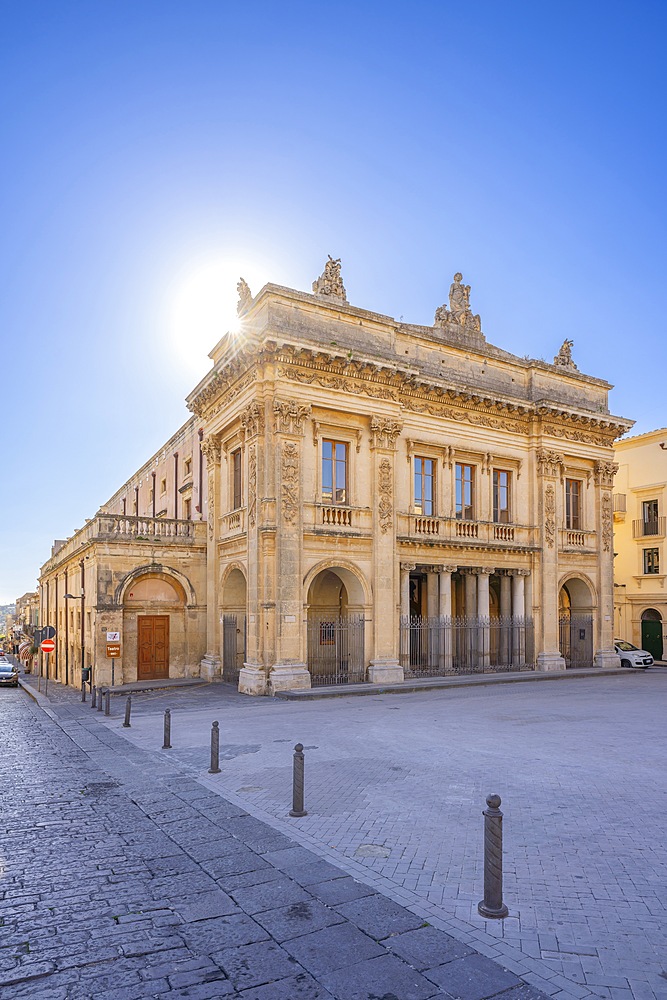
[594, 649, 622, 670]
[199, 654, 222, 681]
[368, 660, 404, 684]
[269, 663, 311, 695]
[238, 664, 267, 696]
[536, 651, 567, 672]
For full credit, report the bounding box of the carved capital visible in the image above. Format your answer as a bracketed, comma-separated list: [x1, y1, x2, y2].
[440, 565, 459, 574]
[274, 399, 311, 436]
[240, 400, 264, 440]
[536, 449, 565, 478]
[201, 435, 221, 464]
[594, 459, 618, 488]
[401, 562, 417, 573]
[370, 415, 402, 450]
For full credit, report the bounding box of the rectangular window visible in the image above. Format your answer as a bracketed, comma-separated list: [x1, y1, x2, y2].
[183, 457, 192, 477]
[643, 499, 659, 535]
[414, 457, 435, 515]
[565, 479, 581, 529]
[493, 470, 511, 523]
[455, 463, 475, 520]
[322, 440, 348, 504]
[160, 478, 167, 494]
[232, 449, 242, 510]
[644, 548, 660, 574]
[183, 498, 192, 520]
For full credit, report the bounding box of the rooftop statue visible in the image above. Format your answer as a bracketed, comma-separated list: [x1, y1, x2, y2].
[312, 255, 348, 303]
[434, 272, 481, 332]
[553, 338, 578, 370]
[237, 278, 253, 315]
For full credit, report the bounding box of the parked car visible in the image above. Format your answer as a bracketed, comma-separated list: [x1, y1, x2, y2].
[0, 662, 19, 687]
[614, 640, 653, 669]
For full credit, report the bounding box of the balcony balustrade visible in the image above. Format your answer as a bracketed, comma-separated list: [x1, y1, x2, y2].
[632, 517, 666, 538]
[399, 514, 535, 548]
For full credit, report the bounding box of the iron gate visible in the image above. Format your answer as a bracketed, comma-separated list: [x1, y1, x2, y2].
[400, 616, 535, 677]
[559, 614, 593, 668]
[222, 613, 246, 683]
[306, 614, 366, 686]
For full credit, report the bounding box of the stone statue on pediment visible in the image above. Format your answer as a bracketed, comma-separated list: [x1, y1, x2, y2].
[553, 339, 578, 370]
[434, 272, 481, 332]
[312, 255, 347, 304]
[237, 278, 252, 315]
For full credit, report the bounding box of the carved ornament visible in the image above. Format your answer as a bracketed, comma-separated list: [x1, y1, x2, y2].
[434, 272, 482, 333]
[240, 400, 264, 439]
[237, 278, 252, 315]
[553, 339, 578, 370]
[281, 441, 300, 523]
[544, 484, 556, 547]
[536, 449, 565, 478]
[248, 445, 257, 528]
[312, 255, 347, 303]
[370, 416, 402, 450]
[201, 435, 220, 464]
[274, 399, 311, 436]
[594, 459, 618, 488]
[601, 492, 612, 552]
[377, 458, 393, 534]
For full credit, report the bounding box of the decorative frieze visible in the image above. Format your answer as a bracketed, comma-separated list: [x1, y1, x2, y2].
[601, 492, 612, 551]
[544, 484, 556, 547]
[248, 445, 257, 528]
[274, 399, 311, 436]
[378, 458, 394, 534]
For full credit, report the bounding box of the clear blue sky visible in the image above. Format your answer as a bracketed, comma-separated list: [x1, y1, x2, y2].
[2, 1, 666, 603]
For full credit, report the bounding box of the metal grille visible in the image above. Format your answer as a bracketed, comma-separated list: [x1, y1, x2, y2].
[222, 613, 246, 683]
[559, 614, 593, 668]
[400, 616, 535, 677]
[307, 614, 366, 686]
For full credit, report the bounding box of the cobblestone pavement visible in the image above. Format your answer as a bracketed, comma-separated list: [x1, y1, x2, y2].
[1, 684, 550, 1000]
[29, 669, 667, 1000]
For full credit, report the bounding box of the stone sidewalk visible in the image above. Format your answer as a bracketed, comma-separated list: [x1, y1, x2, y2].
[20, 667, 667, 1000]
[4, 679, 548, 1000]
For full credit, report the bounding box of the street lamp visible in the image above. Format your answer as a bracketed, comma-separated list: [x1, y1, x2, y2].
[64, 591, 86, 699]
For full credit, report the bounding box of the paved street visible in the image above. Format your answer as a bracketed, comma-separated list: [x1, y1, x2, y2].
[40, 669, 667, 1000]
[1, 682, 549, 1000]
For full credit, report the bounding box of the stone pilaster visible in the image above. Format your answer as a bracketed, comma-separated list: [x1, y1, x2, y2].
[593, 460, 621, 669]
[368, 416, 404, 684]
[200, 434, 222, 679]
[535, 450, 566, 671]
[238, 399, 268, 695]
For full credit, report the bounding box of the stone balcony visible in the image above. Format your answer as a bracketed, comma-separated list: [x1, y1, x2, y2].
[397, 513, 538, 550]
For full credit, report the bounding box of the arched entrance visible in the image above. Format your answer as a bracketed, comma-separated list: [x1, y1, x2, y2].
[220, 567, 247, 683]
[559, 577, 594, 669]
[124, 575, 186, 680]
[641, 609, 663, 660]
[306, 567, 366, 686]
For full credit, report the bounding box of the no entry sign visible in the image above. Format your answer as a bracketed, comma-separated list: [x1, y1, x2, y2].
[41, 638, 56, 653]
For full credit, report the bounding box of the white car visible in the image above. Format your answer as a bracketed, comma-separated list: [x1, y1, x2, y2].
[614, 640, 653, 669]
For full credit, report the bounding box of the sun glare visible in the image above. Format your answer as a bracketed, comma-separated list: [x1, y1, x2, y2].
[167, 256, 265, 375]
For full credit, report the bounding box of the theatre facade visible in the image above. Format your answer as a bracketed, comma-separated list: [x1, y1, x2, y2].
[188, 261, 632, 694]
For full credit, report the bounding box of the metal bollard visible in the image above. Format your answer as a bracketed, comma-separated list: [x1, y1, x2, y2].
[104, 688, 111, 716]
[162, 709, 172, 749]
[91, 685, 97, 709]
[478, 793, 509, 919]
[123, 696, 132, 728]
[208, 721, 221, 774]
[81, 679, 86, 702]
[97, 688, 104, 712]
[289, 743, 307, 817]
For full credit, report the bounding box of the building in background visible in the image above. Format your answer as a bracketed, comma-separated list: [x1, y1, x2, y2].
[38, 418, 208, 689]
[613, 429, 667, 660]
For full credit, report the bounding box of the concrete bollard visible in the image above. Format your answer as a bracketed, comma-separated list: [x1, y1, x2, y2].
[97, 688, 104, 712]
[478, 793, 509, 919]
[289, 743, 307, 817]
[208, 721, 221, 774]
[91, 685, 97, 709]
[104, 688, 111, 716]
[123, 696, 132, 728]
[162, 709, 172, 749]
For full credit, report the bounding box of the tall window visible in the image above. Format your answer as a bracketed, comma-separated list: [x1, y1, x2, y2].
[644, 548, 660, 574]
[643, 499, 659, 535]
[565, 479, 581, 529]
[183, 497, 192, 520]
[322, 440, 348, 504]
[414, 457, 435, 515]
[455, 463, 475, 520]
[232, 449, 242, 510]
[493, 470, 511, 523]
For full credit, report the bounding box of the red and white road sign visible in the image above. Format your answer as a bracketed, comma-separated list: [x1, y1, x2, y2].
[41, 638, 56, 653]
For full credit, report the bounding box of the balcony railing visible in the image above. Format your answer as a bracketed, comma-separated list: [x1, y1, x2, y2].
[221, 508, 246, 535]
[399, 514, 536, 548]
[320, 505, 353, 527]
[633, 517, 666, 538]
[559, 528, 597, 550]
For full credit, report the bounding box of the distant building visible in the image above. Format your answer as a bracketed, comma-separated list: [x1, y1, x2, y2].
[613, 429, 667, 660]
[38, 261, 633, 692]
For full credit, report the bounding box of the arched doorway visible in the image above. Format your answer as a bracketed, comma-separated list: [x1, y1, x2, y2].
[220, 567, 247, 683]
[124, 575, 186, 680]
[306, 567, 366, 686]
[641, 609, 663, 660]
[559, 577, 594, 669]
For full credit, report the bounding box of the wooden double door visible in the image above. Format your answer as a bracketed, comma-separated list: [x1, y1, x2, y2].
[138, 615, 169, 680]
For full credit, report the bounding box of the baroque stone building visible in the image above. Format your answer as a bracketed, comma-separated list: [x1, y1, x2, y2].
[188, 260, 632, 694]
[613, 428, 667, 660]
